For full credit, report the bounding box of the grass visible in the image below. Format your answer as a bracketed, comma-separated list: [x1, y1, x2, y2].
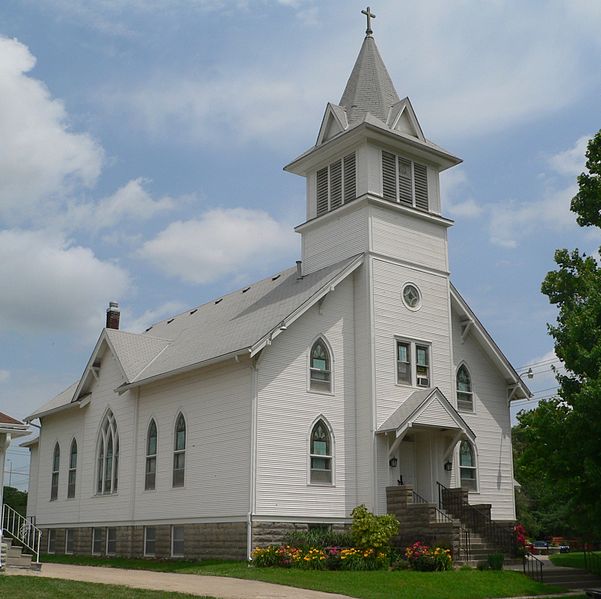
[549, 550, 601, 569]
[0, 575, 216, 599]
[40, 554, 567, 599]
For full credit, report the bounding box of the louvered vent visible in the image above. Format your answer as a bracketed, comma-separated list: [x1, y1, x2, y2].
[343, 153, 356, 203]
[414, 163, 429, 210]
[316, 167, 329, 216]
[382, 151, 397, 202]
[381, 150, 430, 212]
[315, 153, 357, 216]
[398, 157, 413, 206]
[329, 159, 343, 210]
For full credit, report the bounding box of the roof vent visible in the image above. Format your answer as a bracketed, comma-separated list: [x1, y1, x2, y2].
[272, 274, 281, 281]
[296, 261, 303, 280]
[190, 309, 198, 315]
[106, 301, 120, 330]
[215, 298, 223, 304]
[242, 286, 250, 293]
[167, 318, 174, 324]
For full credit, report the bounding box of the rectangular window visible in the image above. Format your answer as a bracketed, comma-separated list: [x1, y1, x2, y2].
[65, 529, 75, 554]
[396, 340, 432, 387]
[382, 151, 429, 211]
[173, 453, 185, 487]
[92, 527, 103, 555]
[416, 345, 430, 387]
[396, 342, 411, 384]
[171, 526, 184, 558]
[106, 527, 117, 555]
[144, 526, 156, 557]
[47, 529, 56, 554]
[67, 469, 76, 499]
[315, 153, 357, 216]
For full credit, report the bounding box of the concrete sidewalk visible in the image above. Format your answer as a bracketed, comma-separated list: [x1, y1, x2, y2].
[6, 563, 352, 599]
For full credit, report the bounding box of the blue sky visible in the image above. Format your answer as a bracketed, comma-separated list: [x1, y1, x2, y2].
[1, 0, 600, 489]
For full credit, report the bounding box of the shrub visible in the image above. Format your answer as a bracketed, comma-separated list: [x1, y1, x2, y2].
[487, 553, 504, 570]
[350, 504, 400, 550]
[477, 560, 489, 571]
[283, 528, 353, 550]
[513, 523, 527, 557]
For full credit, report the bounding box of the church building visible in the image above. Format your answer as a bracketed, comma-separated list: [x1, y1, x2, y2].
[24, 13, 530, 560]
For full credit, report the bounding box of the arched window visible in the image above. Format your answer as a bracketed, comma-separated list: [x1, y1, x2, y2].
[457, 365, 473, 411]
[459, 441, 477, 491]
[50, 443, 60, 500]
[173, 413, 186, 488]
[96, 410, 119, 494]
[310, 339, 332, 392]
[67, 439, 77, 498]
[145, 419, 158, 491]
[310, 419, 333, 484]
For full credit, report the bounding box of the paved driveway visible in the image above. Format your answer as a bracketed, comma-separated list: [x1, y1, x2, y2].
[7, 563, 351, 599]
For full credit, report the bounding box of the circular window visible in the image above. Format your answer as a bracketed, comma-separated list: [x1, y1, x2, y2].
[402, 283, 422, 310]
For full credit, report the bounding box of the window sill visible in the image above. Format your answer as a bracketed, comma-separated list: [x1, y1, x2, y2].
[307, 482, 336, 488]
[307, 388, 335, 396]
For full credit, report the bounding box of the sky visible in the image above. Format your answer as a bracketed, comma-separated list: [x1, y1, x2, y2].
[1, 0, 600, 490]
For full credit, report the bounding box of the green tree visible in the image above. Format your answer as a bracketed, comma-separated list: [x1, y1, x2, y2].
[530, 129, 601, 539]
[2, 486, 28, 515]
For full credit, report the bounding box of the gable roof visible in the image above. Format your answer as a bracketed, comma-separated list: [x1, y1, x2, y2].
[122, 254, 364, 389]
[27, 254, 364, 421]
[377, 387, 476, 442]
[0, 411, 30, 437]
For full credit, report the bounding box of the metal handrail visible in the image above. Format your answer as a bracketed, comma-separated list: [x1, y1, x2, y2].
[1, 504, 41, 564]
[523, 552, 544, 582]
[436, 481, 513, 554]
[411, 489, 471, 562]
[584, 545, 601, 577]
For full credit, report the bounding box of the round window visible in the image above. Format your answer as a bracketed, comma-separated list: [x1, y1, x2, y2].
[402, 284, 422, 310]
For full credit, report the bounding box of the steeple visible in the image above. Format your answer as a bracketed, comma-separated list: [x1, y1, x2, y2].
[339, 35, 400, 127]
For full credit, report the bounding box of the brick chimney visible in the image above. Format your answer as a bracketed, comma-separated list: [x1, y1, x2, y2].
[106, 301, 120, 330]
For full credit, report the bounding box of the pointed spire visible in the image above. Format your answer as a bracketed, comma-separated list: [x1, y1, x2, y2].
[339, 35, 400, 127]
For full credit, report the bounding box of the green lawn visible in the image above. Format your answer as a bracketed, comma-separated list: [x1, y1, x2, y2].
[550, 550, 601, 569]
[40, 554, 566, 599]
[0, 576, 215, 599]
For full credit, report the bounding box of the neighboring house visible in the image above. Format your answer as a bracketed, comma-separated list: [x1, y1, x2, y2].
[25, 26, 530, 560]
[0, 412, 30, 563]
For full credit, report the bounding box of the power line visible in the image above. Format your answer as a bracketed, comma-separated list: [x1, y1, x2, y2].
[2, 471, 29, 478]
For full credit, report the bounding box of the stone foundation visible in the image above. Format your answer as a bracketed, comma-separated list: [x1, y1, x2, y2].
[41, 522, 247, 561]
[251, 521, 350, 548]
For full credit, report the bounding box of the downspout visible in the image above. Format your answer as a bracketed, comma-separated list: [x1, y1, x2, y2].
[247, 356, 259, 560]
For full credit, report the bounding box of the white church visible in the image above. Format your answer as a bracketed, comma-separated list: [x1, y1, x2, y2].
[24, 15, 530, 560]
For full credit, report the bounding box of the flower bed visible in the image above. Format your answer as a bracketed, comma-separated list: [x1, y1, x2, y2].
[251, 544, 388, 570]
[404, 541, 453, 571]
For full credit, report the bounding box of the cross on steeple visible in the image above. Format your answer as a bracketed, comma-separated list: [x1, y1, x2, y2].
[361, 6, 376, 37]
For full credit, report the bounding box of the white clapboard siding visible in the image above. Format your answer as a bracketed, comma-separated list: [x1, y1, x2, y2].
[416, 401, 457, 429]
[26, 445, 39, 519]
[255, 276, 357, 519]
[451, 308, 516, 521]
[372, 258, 454, 428]
[370, 204, 449, 273]
[302, 203, 370, 274]
[133, 361, 251, 521]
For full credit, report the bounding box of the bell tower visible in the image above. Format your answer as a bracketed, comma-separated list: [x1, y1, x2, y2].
[284, 11, 461, 277]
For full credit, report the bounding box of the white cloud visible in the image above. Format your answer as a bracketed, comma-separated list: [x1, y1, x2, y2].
[548, 135, 591, 178]
[489, 181, 577, 248]
[440, 168, 483, 218]
[0, 370, 10, 383]
[62, 178, 176, 232]
[139, 208, 298, 284]
[0, 230, 130, 335]
[0, 36, 104, 223]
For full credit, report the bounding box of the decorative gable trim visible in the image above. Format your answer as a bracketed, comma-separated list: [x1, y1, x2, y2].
[387, 97, 425, 141]
[316, 103, 349, 146]
[450, 285, 531, 401]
